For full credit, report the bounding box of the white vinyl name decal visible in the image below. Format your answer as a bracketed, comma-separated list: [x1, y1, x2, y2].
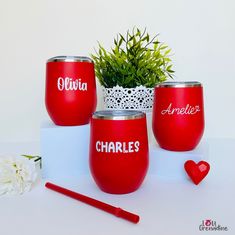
[96, 141, 140, 153]
[57, 77, 87, 91]
[161, 103, 200, 115]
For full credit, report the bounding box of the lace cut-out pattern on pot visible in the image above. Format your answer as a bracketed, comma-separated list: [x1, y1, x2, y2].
[102, 85, 154, 111]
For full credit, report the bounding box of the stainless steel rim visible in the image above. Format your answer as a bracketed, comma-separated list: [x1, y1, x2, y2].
[92, 110, 146, 120]
[155, 81, 202, 88]
[47, 56, 93, 63]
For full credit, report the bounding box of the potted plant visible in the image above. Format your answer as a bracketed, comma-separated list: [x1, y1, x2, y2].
[91, 28, 174, 112]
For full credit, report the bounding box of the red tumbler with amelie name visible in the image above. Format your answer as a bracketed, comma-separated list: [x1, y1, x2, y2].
[152, 81, 205, 151]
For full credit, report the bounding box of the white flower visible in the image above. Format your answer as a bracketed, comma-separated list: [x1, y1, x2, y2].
[0, 155, 38, 195]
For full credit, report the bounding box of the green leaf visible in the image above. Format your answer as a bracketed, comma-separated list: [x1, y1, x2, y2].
[91, 27, 174, 88]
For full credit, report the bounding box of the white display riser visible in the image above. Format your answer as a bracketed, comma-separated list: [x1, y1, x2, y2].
[149, 141, 209, 180]
[40, 120, 209, 182]
[40, 121, 90, 181]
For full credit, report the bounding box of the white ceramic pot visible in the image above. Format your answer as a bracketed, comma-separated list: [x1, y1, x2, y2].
[102, 85, 154, 111]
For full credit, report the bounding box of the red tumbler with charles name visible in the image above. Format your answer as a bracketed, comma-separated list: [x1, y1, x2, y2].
[89, 110, 149, 194]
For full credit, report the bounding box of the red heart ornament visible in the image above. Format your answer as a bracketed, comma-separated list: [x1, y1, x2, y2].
[184, 160, 210, 185]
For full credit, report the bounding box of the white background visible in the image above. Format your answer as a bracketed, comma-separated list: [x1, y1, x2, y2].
[0, 0, 234, 142]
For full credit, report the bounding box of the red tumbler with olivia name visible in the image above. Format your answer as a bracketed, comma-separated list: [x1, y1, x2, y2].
[152, 81, 204, 151]
[45, 56, 97, 126]
[89, 110, 149, 194]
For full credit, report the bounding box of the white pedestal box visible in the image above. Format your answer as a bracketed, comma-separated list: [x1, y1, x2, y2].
[40, 120, 208, 182]
[40, 121, 90, 181]
[149, 140, 209, 180]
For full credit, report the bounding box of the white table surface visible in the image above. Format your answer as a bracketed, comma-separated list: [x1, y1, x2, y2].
[0, 139, 234, 235]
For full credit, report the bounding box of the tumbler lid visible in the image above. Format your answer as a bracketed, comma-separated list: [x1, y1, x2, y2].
[47, 56, 93, 63]
[155, 81, 202, 88]
[92, 110, 145, 120]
